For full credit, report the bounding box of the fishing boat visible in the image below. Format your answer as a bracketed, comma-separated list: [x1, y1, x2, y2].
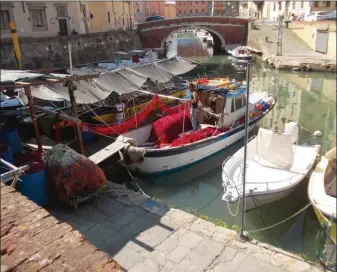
[222, 122, 321, 212]
[308, 148, 336, 244]
[120, 84, 276, 175]
[228, 46, 252, 61]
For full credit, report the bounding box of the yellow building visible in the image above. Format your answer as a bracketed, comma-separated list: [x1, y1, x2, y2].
[164, 2, 176, 19]
[88, 1, 134, 33]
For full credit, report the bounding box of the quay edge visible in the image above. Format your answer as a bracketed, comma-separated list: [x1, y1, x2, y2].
[1, 182, 327, 272]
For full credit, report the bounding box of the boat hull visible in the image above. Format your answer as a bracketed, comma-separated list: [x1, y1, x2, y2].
[127, 122, 256, 175]
[232, 55, 253, 61]
[226, 182, 301, 212]
[313, 206, 336, 244]
[308, 148, 337, 244]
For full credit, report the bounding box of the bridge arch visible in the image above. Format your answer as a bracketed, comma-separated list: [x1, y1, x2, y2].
[160, 26, 226, 53]
[137, 16, 249, 51]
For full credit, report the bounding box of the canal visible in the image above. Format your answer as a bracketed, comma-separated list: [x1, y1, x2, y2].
[134, 32, 336, 260]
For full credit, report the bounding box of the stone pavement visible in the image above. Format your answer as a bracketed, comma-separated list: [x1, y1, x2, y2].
[48, 182, 326, 272]
[0, 183, 122, 272]
[249, 24, 336, 72]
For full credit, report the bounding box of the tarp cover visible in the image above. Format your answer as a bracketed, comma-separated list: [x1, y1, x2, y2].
[156, 57, 197, 76]
[0, 70, 58, 84]
[1, 57, 197, 104]
[255, 128, 294, 169]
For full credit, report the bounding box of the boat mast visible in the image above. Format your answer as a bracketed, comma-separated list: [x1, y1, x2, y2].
[240, 60, 251, 240]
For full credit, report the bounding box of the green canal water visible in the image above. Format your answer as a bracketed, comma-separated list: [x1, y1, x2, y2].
[135, 33, 336, 260]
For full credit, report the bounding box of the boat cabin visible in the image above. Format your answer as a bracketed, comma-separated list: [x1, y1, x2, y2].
[197, 86, 249, 127]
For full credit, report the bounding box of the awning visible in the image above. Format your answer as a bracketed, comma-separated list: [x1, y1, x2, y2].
[1, 57, 197, 104]
[0, 70, 58, 84]
[156, 57, 197, 75]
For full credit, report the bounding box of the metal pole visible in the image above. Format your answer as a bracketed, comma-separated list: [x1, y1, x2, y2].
[276, 15, 283, 56]
[67, 80, 85, 155]
[240, 61, 251, 239]
[68, 41, 73, 75]
[24, 86, 43, 153]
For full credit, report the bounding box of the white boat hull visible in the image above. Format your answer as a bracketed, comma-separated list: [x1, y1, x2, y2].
[222, 128, 320, 212]
[127, 124, 256, 175]
[226, 183, 301, 212]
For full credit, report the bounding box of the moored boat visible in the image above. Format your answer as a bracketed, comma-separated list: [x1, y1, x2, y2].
[120, 84, 276, 175]
[228, 46, 252, 61]
[308, 148, 336, 244]
[222, 122, 321, 212]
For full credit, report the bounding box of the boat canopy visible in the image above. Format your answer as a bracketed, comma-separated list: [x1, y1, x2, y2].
[0, 57, 197, 104]
[255, 128, 294, 170]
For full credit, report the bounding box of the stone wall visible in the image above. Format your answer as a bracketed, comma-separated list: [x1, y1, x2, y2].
[289, 21, 336, 58]
[1, 30, 141, 70]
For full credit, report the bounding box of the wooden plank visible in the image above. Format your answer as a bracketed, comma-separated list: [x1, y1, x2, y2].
[89, 141, 126, 165]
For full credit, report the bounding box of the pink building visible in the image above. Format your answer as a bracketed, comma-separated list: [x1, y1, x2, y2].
[134, 1, 166, 23]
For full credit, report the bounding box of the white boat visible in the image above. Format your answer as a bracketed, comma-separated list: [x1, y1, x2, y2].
[308, 147, 336, 244]
[222, 122, 320, 212]
[228, 46, 252, 61]
[206, 36, 213, 46]
[120, 86, 276, 176]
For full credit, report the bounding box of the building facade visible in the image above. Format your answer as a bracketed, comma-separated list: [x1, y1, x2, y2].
[164, 2, 176, 19]
[212, 1, 239, 16]
[263, 1, 337, 21]
[88, 1, 134, 32]
[176, 1, 209, 17]
[0, 1, 91, 39]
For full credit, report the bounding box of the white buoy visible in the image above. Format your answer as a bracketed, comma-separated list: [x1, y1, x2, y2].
[314, 130, 322, 137]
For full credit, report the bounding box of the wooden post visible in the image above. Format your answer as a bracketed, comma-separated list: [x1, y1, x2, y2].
[24, 86, 43, 153]
[66, 80, 85, 155]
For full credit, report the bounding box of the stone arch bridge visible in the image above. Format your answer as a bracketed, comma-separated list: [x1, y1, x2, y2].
[137, 17, 249, 52]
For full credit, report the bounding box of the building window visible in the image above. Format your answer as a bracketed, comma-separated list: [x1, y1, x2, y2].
[273, 3, 276, 11]
[195, 9, 198, 13]
[29, 8, 48, 31]
[301, 1, 304, 8]
[0, 10, 10, 29]
[292, 2, 296, 9]
[108, 11, 111, 23]
[195, 1, 198, 4]
[326, 1, 330, 7]
[190, 9, 192, 13]
[202, 8, 204, 12]
[202, 1, 205, 4]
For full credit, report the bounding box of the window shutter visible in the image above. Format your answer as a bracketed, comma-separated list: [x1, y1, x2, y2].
[314, 2, 319, 7]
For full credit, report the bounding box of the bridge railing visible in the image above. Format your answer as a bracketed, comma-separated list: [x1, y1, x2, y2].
[137, 16, 249, 30]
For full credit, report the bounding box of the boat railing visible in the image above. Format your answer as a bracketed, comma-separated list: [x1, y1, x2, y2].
[0, 158, 29, 187]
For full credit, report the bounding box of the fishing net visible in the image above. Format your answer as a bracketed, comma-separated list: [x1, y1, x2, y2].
[149, 111, 192, 144]
[45, 144, 107, 207]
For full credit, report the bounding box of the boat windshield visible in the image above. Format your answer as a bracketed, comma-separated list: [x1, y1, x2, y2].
[238, 50, 247, 54]
[325, 158, 336, 198]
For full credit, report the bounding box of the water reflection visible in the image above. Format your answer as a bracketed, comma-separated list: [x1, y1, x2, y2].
[136, 39, 336, 259]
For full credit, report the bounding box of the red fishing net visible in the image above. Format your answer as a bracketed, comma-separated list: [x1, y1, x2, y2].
[45, 144, 107, 207]
[149, 111, 192, 144]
